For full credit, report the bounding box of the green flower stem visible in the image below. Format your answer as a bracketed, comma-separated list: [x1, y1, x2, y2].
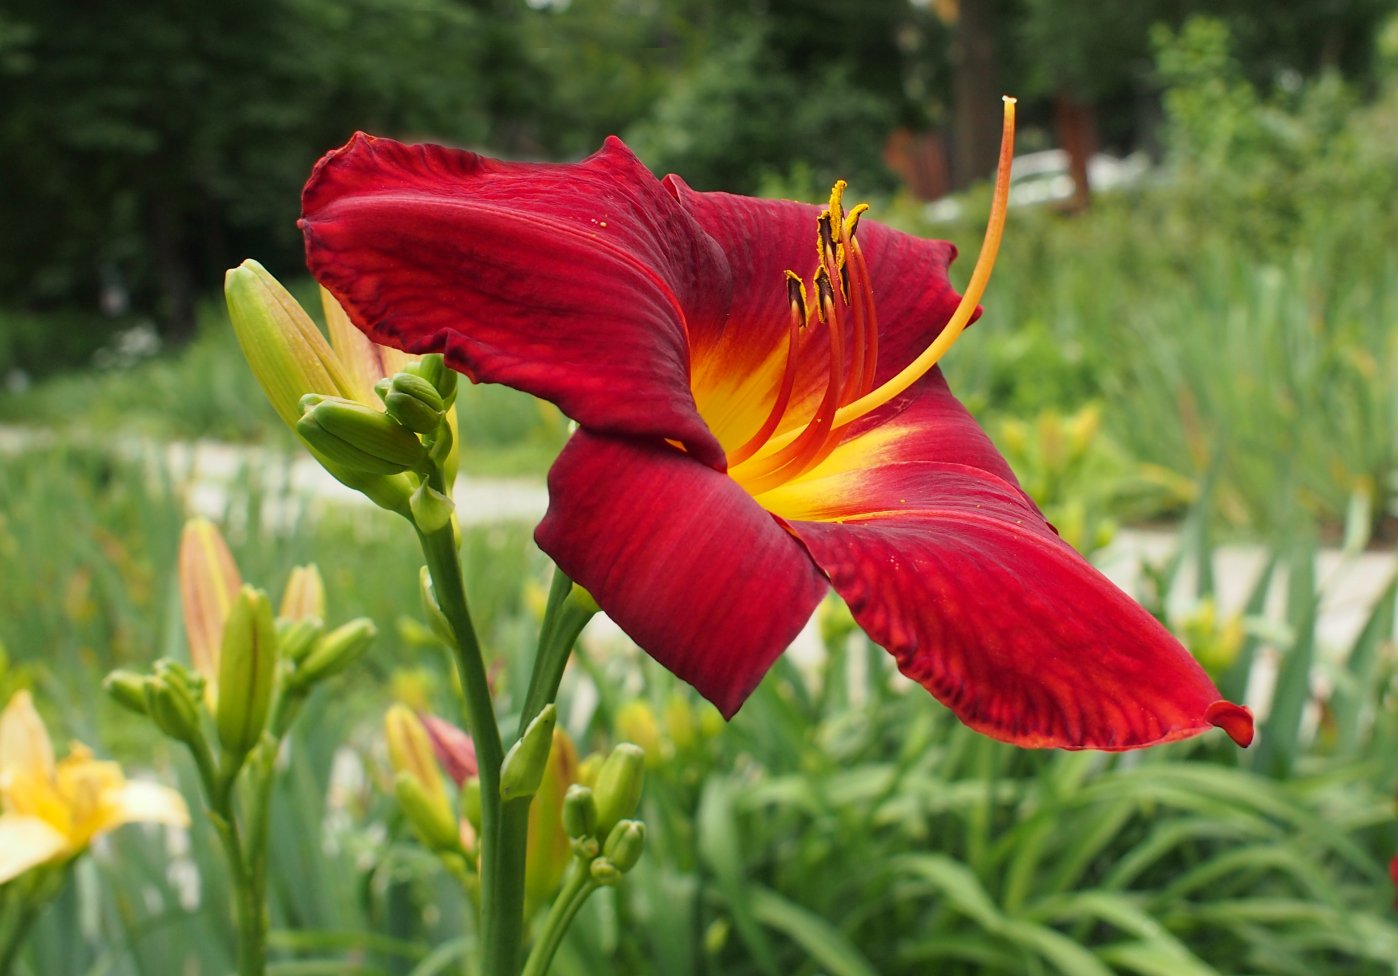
[0, 865, 65, 973]
[519, 865, 598, 976]
[415, 517, 517, 976]
[207, 793, 264, 976]
[519, 568, 596, 736]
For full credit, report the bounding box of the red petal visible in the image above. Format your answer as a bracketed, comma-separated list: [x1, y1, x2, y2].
[302, 135, 729, 467]
[666, 179, 975, 436]
[535, 431, 828, 717]
[754, 369, 1030, 520]
[788, 463, 1253, 750]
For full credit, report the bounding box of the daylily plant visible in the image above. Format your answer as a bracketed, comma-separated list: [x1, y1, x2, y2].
[299, 102, 1253, 752]
[0, 690, 188, 885]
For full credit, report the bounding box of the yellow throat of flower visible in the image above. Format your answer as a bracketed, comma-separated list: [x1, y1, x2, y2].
[727, 96, 1017, 497]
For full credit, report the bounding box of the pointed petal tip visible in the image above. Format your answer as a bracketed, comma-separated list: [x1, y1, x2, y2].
[1206, 700, 1255, 748]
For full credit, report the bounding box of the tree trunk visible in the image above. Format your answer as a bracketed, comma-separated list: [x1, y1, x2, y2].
[950, 0, 1002, 190]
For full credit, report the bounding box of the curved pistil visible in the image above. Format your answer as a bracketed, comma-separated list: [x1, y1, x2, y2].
[726, 96, 1016, 498]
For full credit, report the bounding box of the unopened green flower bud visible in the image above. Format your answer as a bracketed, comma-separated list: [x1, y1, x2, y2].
[409, 482, 455, 534]
[385, 372, 445, 434]
[418, 567, 455, 647]
[562, 784, 598, 840]
[572, 836, 600, 860]
[592, 742, 645, 839]
[405, 354, 458, 406]
[103, 671, 151, 717]
[297, 395, 426, 475]
[499, 704, 557, 802]
[615, 701, 662, 766]
[394, 771, 461, 853]
[144, 673, 204, 745]
[291, 618, 376, 689]
[601, 820, 646, 874]
[225, 260, 358, 428]
[277, 616, 323, 664]
[589, 858, 623, 886]
[216, 585, 278, 761]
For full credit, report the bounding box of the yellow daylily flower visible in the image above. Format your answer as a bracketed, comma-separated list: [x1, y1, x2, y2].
[0, 691, 189, 885]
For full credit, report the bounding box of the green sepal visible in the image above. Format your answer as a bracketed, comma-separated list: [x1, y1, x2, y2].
[418, 567, 455, 646]
[409, 482, 455, 534]
[499, 703, 557, 801]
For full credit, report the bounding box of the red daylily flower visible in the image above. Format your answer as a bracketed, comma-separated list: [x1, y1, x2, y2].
[300, 110, 1253, 751]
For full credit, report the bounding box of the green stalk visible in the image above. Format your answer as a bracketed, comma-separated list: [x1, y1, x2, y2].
[519, 568, 595, 737]
[519, 866, 598, 976]
[416, 519, 516, 976]
[208, 792, 264, 976]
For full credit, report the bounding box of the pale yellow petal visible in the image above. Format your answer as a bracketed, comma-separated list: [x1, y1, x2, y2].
[100, 781, 190, 833]
[0, 813, 71, 884]
[0, 691, 55, 781]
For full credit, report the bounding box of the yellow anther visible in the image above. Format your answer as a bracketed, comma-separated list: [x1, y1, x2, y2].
[827, 180, 848, 241]
[784, 270, 808, 328]
[844, 203, 869, 242]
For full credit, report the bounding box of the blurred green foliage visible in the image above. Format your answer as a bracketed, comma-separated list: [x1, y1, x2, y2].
[2, 0, 1395, 366]
[2, 443, 1394, 973]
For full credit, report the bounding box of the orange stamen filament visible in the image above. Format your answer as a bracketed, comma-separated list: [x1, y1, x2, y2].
[726, 283, 805, 467]
[829, 96, 1015, 431]
[734, 282, 846, 493]
[848, 238, 879, 395]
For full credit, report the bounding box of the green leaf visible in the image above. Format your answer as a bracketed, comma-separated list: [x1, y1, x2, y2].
[747, 885, 880, 976]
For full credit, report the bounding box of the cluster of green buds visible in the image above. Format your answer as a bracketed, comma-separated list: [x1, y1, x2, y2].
[225, 260, 460, 522]
[103, 518, 376, 787]
[385, 703, 582, 915]
[561, 743, 647, 884]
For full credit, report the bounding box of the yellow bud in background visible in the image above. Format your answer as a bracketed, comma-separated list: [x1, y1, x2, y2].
[178, 518, 242, 692]
[385, 704, 449, 814]
[663, 694, 696, 754]
[576, 752, 605, 790]
[615, 701, 664, 767]
[216, 586, 278, 763]
[524, 728, 579, 916]
[278, 564, 326, 623]
[1180, 598, 1246, 678]
[393, 772, 460, 853]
